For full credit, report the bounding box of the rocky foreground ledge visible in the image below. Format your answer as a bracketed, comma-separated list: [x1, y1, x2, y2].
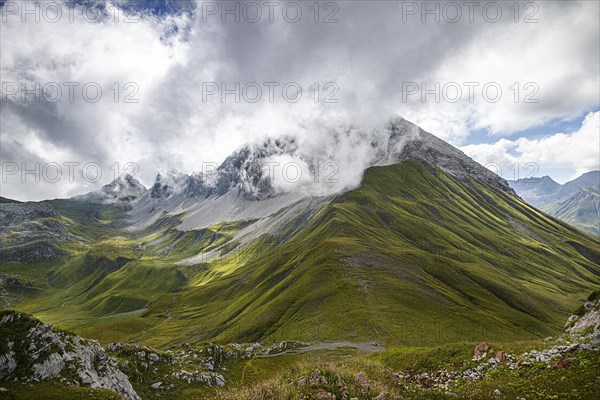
[1, 293, 599, 399]
[0, 310, 308, 399]
[0, 311, 140, 400]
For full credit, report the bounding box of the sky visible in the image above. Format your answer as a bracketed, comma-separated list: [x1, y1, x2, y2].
[1, 0, 599, 201]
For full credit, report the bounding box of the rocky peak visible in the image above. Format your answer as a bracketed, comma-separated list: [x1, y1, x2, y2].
[150, 170, 191, 199]
[101, 173, 147, 202]
[382, 117, 517, 195]
[213, 136, 300, 199]
[146, 117, 518, 202]
[149, 136, 301, 201]
[72, 174, 147, 204]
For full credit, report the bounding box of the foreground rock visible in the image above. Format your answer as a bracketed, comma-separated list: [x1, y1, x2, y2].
[566, 291, 600, 339]
[395, 292, 600, 391]
[0, 311, 140, 400]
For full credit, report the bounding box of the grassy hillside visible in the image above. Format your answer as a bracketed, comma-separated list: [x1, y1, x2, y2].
[6, 160, 600, 349]
[0, 200, 132, 307]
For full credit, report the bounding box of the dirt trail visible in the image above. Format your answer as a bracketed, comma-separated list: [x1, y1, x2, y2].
[260, 341, 385, 357]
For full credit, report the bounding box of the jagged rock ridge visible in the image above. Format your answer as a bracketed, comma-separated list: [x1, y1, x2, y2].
[566, 291, 600, 337]
[145, 117, 517, 203]
[0, 311, 140, 400]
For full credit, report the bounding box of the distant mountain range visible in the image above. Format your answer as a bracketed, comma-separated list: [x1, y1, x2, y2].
[509, 172, 600, 235]
[0, 117, 598, 349]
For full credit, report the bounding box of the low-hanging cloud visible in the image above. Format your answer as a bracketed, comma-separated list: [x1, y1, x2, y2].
[1, 0, 598, 200]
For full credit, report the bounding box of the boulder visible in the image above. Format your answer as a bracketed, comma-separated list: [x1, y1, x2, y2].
[494, 351, 506, 362]
[315, 389, 336, 400]
[309, 369, 322, 385]
[354, 371, 369, 389]
[474, 343, 489, 356]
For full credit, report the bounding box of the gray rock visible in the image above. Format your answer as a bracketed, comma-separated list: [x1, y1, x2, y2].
[32, 353, 64, 380]
[171, 370, 225, 387]
[0, 351, 17, 378]
[106, 342, 123, 352]
[590, 329, 600, 345]
[0, 311, 140, 400]
[567, 298, 600, 334]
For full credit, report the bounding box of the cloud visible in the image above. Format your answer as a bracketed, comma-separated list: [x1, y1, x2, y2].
[1, 0, 598, 200]
[401, 1, 600, 142]
[461, 111, 600, 183]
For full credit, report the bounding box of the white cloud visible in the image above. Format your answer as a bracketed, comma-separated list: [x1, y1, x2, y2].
[1, 1, 598, 200]
[461, 111, 600, 183]
[402, 1, 600, 143]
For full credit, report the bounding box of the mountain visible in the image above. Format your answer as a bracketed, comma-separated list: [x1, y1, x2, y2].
[0, 173, 147, 262]
[561, 171, 600, 197]
[74, 174, 148, 204]
[125, 160, 597, 347]
[0, 197, 21, 204]
[509, 171, 600, 235]
[386, 119, 516, 194]
[0, 201, 69, 262]
[507, 176, 562, 208]
[543, 186, 600, 236]
[130, 118, 516, 234]
[148, 137, 304, 202]
[2, 117, 597, 352]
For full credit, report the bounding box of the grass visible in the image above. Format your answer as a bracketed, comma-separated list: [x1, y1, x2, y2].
[2, 309, 599, 400]
[0, 382, 121, 400]
[3, 160, 599, 350]
[121, 160, 599, 347]
[209, 338, 600, 400]
[2, 341, 597, 399]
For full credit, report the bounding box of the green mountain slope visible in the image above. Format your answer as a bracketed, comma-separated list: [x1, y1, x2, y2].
[542, 186, 600, 236]
[17, 160, 598, 349]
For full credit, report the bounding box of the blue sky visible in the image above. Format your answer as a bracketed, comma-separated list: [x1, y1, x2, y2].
[463, 106, 600, 147]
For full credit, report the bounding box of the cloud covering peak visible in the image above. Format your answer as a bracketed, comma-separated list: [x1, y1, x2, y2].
[1, 0, 598, 200]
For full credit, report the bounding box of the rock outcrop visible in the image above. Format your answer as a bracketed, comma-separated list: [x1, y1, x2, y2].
[0, 311, 140, 400]
[566, 291, 600, 340]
